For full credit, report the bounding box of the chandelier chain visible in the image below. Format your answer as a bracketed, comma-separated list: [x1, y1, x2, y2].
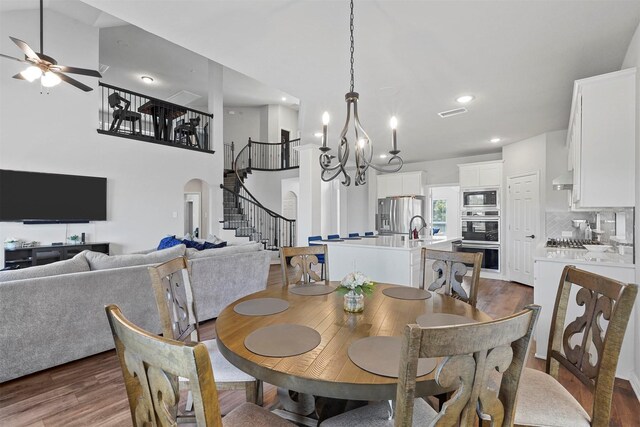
[349, 0, 355, 92]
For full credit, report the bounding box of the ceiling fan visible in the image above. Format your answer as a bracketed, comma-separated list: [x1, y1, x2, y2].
[0, 0, 102, 92]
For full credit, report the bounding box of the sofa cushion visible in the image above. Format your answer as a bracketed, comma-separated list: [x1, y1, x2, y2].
[85, 244, 186, 270]
[0, 252, 90, 283]
[186, 242, 262, 259]
[157, 236, 183, 250]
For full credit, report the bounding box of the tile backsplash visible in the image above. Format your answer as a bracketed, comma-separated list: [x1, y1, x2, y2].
[545, 208, 634, 244]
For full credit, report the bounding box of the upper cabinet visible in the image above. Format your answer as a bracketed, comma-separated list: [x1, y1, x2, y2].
[458, 160, 503, 188]
[377, 171, 425, 198]
[567, 68, 636, 209]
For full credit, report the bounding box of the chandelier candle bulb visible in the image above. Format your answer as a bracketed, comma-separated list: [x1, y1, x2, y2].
[321, 111, 330, 150]
[390, 116, 398, 153]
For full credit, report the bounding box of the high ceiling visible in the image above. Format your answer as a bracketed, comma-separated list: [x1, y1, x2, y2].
[7, 1, 640, 162]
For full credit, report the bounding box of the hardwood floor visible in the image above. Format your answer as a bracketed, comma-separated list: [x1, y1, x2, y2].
[0, 265, 638, 426]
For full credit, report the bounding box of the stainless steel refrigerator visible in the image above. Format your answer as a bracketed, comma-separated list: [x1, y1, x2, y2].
[376, 196, 427, 234]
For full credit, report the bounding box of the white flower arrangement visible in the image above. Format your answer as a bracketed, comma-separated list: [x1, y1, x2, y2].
[338, 271, 375, 295]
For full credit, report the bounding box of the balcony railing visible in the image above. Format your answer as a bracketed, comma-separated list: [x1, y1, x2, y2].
[97, 82, 214, 154]
[248, 138, 300, 171]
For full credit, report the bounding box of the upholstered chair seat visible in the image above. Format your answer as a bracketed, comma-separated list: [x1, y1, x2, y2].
[320, 399, 437, 426]
[203, 339, 254, 383]
[514, 368, 591, 427]
[223, 402, 295, 427]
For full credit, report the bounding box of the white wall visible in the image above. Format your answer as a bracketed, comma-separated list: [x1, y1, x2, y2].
[0, 9, 223, 258]
[223, 107, 261, 149]
[243, 169, 299, 214]
[279, 105, 299, 139]
[622, 18, 640, 399]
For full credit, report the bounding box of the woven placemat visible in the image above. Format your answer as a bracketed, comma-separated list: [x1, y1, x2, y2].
[382, 287, 432, 300]
[416, 313, 478, 327]
[348, 336, 437, 378]
[289, 284, 337, 296]
[233, 298, 289, 316]
[244, 324, 321, 357]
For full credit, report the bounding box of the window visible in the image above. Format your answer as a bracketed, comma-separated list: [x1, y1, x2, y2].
[432, 199, 447, 234]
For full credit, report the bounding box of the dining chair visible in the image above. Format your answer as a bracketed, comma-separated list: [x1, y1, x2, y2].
[148, 257, 263, 406]
[307, 235, 326, 274]
[280, 245, 329, 286]
[175, 116, 201, 147]
[105, 304, 293, 427]
[108, 92, 141, 135]
[513, 266, 638, 427]
[320, 305, 541, 427]
[421, 248, 483, 307]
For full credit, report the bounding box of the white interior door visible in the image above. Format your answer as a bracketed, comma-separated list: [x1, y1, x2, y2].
[507, 173, 539, 286]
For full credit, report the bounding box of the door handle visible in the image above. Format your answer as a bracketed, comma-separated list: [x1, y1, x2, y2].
[526, 234, 535, 239]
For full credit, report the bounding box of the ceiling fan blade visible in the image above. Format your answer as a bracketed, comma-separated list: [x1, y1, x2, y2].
[51, 65, 101, 78]
[0, 52, 29, 63]
[9, 37, 40, 61]
[53, 71, 93, 92]
[12, 73, 26, 80]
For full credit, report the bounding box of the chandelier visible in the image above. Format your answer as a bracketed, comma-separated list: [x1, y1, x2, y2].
[319, 0, 403, 186]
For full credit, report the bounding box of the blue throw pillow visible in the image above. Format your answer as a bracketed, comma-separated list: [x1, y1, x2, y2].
[157, 236, 183, 250]
[203, 241, 227, 249]
[181, 239, 205, 250]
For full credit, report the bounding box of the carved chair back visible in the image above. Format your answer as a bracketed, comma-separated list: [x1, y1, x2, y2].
[421, 248, 483, 307]
[148, 257, 200, 343]
[105, 304, 221, 426]
[280, 245, 329, 286]
[395, 305, 541, 427]
[546, 265, 638, 426]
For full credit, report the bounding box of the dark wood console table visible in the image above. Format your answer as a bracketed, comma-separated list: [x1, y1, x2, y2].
[3, 242, 110, 269]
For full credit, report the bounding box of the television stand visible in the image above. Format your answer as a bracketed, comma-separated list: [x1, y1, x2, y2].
[3, 242, 109, 269]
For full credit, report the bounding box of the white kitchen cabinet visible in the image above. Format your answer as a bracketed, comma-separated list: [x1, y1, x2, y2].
[377, 171, 424, 198]
[533, 259, 636, 379]
[458, 160, 503, 188]
[567, 68, 636, 209]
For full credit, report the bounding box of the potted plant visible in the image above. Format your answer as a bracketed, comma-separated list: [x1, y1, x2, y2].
[337, 272, 375, 313]
[68, 235, 80, 245]
[4, 237, 20, 250]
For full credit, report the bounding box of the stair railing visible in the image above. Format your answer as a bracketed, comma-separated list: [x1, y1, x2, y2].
[220, 185, 296, 249]
[248, 137, 300, 171]
[223, 141, 235, 170]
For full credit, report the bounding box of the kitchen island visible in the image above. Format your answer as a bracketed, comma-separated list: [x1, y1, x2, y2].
[533, 245, 636, 379]
[323, 235, 462, 287]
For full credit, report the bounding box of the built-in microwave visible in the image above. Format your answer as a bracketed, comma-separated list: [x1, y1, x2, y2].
[462, 189, 498, 208]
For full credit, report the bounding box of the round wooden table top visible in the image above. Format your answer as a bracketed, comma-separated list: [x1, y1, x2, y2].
[215, 283, 492, 401]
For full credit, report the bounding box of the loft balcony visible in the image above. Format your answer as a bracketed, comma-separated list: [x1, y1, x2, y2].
[97, 82, 214, 154]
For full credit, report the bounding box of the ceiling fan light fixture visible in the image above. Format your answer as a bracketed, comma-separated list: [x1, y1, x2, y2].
[20, 65, 42, 82]
[41, 71, 61, 87]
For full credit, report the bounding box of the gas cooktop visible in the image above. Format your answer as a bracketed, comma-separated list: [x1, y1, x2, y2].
[545, 238, 602, 249]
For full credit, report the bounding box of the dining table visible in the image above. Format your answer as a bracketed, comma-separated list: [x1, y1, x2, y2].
[137, 99, 186, 141]
[215, 282, 493, 403]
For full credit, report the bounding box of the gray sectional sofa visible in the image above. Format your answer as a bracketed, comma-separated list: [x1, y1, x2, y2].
[0, 242, 270, 383]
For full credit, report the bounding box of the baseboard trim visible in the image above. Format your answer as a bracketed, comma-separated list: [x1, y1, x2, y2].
[630, 372, 640, 403]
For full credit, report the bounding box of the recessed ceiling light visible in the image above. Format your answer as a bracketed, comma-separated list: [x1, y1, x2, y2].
[140, 75, 154, 84]
[456, 95, 474, 104]
[490, 137, 501, 143]
[281, 96, 287, 101]
[379, 154, 388, 159]
[314, 132, 323, 138]
[228, 110, 236, 115]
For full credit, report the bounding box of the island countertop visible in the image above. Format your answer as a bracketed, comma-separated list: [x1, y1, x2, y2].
[533, 246, 634, 269]
[321, 235, 462, 251]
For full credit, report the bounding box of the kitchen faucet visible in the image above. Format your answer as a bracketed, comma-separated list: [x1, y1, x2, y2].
[409, 215, 427, 240]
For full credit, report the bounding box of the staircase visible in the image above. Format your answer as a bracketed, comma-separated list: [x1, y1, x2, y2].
[220, 138, 299, 250]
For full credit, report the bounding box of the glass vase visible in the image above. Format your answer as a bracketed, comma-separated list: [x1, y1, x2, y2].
[343, 290, 364, 313]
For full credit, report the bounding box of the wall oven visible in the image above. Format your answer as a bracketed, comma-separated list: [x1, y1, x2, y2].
[462, 189, 499, 208]
[461, 217, 500, 243]
[452, 241, 500, 272]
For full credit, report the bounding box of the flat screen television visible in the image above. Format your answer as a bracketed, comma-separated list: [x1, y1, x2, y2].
[0, 169, 107, 223]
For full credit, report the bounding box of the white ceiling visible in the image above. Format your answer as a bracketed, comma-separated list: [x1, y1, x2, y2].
[11, 1, 640, 162]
